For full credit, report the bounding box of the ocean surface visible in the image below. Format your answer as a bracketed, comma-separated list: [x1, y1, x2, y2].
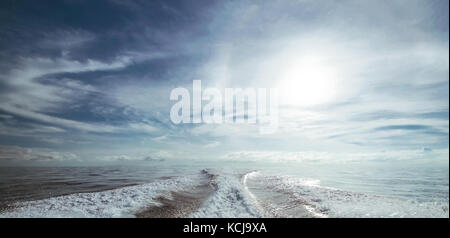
[0, 161, 448, 218]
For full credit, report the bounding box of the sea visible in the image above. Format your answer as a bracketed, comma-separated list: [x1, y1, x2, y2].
[0, 160, 448, 218]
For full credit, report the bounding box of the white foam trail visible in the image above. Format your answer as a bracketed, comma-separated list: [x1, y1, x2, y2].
[242, 171, 261, 203]
[276, 176, 329, 218]
[242, 171, 269, 216]
[189, 171, 264, 218]
[0, 176, 200, 218]
[303, 205, 328, 218]
[260, 175, 449, 218]
[3, 169, 444, 218]
[244, 172, 328, 218]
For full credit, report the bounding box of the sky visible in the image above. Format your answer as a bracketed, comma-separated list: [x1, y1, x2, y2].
[0, 0, 448, 166]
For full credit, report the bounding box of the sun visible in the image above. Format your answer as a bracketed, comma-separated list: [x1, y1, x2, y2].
[278, 56, 337, 107]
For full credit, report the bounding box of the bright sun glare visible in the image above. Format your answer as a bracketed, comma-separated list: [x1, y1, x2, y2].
[278, 56, 337, 107]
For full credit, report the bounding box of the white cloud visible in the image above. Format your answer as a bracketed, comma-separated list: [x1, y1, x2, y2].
[204, 141, 221, 148]
[151, 135, 168, 142]
[0, 104, 118, 133]
[0, 146, 78, 162]
[128, 123, 159, 133]
[98, 150, 173, 162]
[2, 56, 130, 112]
[40, 29, 96, 50]
[221, 149, 449, 164]
[0, 54, 171, 134]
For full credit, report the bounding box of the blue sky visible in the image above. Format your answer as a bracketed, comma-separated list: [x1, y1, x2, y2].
[0, 0, 448, 166]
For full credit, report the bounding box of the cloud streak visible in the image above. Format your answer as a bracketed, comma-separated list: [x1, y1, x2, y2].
[0, 0, 448, 165]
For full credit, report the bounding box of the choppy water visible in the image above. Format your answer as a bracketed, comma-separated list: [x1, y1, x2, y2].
[0, 162, 448, 218]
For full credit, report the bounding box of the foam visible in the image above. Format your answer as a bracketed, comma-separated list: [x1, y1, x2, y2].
[0, 175, 200, 218]
[2, 169, 447, 218]
[189, 170, 264, 218]
[247, 173, 449, 218]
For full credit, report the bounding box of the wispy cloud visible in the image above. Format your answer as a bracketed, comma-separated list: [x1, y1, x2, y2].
[0, 145, 78, 162]
[0, 0, 447, 165]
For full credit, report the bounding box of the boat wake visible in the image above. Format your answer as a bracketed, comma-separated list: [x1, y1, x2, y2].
[1, 169, 448, 218]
